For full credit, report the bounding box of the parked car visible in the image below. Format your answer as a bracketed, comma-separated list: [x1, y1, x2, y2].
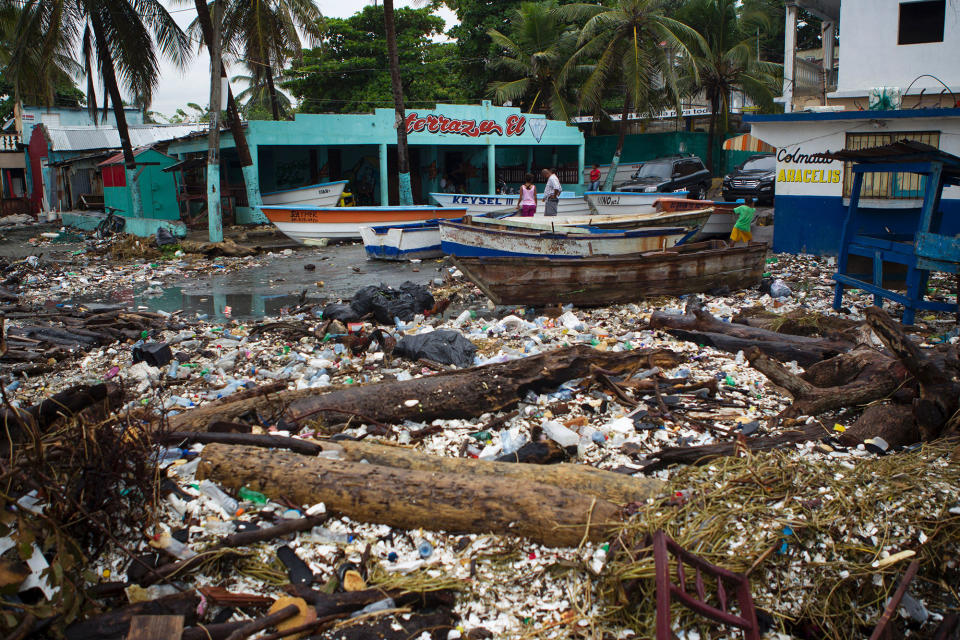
[722, 153, 776, 204]
[614, 155, 712, 200]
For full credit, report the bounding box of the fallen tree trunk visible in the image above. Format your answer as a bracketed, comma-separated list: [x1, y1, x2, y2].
[649, 298, 853, 366]
[644, 308, 956, 469]
[334, 440, 663, 505]
[198, 444, 619, 548]
[1, 383, 122, 444]
[170, 345, 679, 432]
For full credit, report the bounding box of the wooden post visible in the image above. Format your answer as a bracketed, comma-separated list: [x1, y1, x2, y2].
[206, 0, 224, 243]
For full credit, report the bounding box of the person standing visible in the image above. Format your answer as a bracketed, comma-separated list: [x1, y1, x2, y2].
[730, 197, 756, 245]
[542, 168, 561, 217]
[589, 164, 601, 191]
[516, 173, 537, 217]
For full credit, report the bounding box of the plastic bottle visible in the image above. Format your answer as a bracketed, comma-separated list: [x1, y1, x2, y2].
[198, 480, 239, 516]
[4, 380, 20, 393]
[311, 526, 354, 544]
[350, 597, 395, 618]
[500, 427, 527, 456]
[452, 310, 472, 327]
[150, 532, 196, 560]
[169, 457, 200, 478]
[542, 420, 579, 448]
[167, 361, 180, 379]
[237, 487, 267, 504]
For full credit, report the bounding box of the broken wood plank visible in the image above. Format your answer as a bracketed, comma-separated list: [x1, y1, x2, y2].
[125, 615, 184, 640]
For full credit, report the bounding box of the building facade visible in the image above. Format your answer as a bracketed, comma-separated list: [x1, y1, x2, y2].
[748, 0, 960, 254]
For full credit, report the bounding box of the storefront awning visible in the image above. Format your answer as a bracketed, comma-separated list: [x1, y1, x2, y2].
[723, 134, 775, 152]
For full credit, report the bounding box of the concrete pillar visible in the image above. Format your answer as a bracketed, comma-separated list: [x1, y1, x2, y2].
[577, 143, 585, 194]
[822, 21, 836, 94]
[783, 2, 798, 114]
[242, 143, 265, 224]
[487, 143, 496, 195]
[378, 143, 389, 206]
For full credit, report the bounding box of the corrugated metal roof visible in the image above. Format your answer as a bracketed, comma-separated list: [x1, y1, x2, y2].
[45, 123, 207, 152]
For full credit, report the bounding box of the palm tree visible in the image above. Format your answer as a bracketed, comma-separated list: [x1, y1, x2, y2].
[486, 1, 586, 122]
[0, 2, 81, 108]
[8, 0, 190, 219]
[219, 0, 321, 121]
[560, 0, 701, 190]
[232, 71, 292, 119]
[384, 0, 412, 205]
[676, 0, 781, 173]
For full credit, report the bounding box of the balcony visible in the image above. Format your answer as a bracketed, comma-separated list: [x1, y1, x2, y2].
[793, 57, 838, 98]
[0, 134, 22, 152]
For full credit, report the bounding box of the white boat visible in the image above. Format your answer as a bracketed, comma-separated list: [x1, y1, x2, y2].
[430, 191, 592, 217]
[262, 205, 466, 242]
[585, 190, 689, 215]
[360, 218, 462, 261]
[438, 218, 688, 258]
[261, 180, 348, 207]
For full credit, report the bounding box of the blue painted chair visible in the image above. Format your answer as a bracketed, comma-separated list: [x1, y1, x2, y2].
[830, 142, 960, 325]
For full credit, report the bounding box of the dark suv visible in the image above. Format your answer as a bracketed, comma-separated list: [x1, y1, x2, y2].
[615, 155, 712, 200]
[722, 153, 776, 204]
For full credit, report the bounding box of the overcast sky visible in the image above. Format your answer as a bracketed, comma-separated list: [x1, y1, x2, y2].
[151, 0, 456, 118]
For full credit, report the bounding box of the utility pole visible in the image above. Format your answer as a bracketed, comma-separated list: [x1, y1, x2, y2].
[206, 0, 224, 242]
[384, 0, 413, 205]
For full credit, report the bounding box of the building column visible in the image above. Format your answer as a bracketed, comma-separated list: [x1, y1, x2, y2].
[487, 143, 496, 195]
[378, 143, 389, 206]
[822, 21, 836, 95]
[782, 2, 798, 114]
[242, 144, 265, 224]
[577, 143, 585, 194]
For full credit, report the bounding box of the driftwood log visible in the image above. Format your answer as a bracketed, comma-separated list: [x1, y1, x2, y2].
[649, 298, 853, 366]
[1, 382, 122, 444]
[169, 345, 679, 432]
[198, 444, 619, 548]
[644, 307, 959, 470]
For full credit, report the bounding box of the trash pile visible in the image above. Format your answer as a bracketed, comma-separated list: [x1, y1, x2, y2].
[0, 243, 959, 640]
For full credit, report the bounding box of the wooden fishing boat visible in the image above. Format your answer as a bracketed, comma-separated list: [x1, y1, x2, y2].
[450, 241, 767, 306]
[514, 208, 712, 231]
[439, 218, 688, 258]
[584, 190, 689, 215]
[431, 191, 592, 216]
[360, 218, 462, 261]
[655, 198, 740, 237]
[261, 180, 348, 207]
[262, 205, 466, 242]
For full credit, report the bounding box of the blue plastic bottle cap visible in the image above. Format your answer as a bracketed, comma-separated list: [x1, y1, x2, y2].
[417, 541, 433, 559]
[387, 551, 398, 562]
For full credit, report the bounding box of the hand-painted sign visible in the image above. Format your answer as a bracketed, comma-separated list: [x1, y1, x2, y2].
[405, 113, 529, 139]
[775, 145, 843, 195]
[449, 195, 518, 206]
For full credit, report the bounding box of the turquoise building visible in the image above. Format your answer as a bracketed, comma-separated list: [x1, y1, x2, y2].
[166, 101, 587, 224]
[99, 147, 182, 232]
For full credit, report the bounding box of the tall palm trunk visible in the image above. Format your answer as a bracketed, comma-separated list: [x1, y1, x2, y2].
[90, 11, 143, 220]
[706, 91, 719, 175]
[265, 71, 281, 121]
[383, 0, 412, 205]
[603, 97, 632, 191]
[194, 0, 264, 223]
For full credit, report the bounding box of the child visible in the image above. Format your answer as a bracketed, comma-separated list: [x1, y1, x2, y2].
[589, 164, 601, 191]
[517, 173, 537, 217]
[730, 197, 756, 244]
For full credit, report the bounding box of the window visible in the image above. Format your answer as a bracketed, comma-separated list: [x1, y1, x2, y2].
[898, 1, 945, 45]
[842, 131, 940, 199]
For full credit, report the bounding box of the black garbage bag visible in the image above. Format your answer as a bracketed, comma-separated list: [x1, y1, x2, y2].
[349, 282, 435, 324]
[394, 329, 477, 368]
[156, 227, 178, 247]
[322, 302, 361, 323]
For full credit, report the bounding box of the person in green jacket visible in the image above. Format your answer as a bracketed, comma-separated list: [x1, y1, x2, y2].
[730, 197, 756, 245]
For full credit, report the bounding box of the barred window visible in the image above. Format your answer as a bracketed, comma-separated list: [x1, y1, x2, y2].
[842, 131, 941, 199]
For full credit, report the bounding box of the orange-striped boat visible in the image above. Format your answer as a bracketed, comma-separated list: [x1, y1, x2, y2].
[261, 205, 468, 242]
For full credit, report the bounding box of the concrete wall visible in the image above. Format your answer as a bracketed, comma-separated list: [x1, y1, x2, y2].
[748, 109, 960, 255]
[585, 131, 757, 176]
[835, 0, 960, 97]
